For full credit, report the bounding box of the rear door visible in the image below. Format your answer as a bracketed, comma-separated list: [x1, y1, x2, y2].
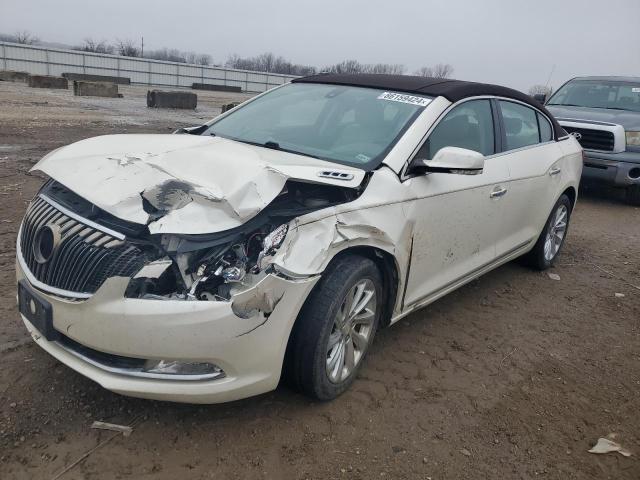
[494, 99, 567, 256]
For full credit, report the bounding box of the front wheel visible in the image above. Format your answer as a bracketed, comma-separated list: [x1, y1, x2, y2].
[522, 194, 572, 270]
[286, 255, 382, 401]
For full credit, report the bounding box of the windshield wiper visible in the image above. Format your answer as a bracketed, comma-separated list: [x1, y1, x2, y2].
[230, 138, 321, 159]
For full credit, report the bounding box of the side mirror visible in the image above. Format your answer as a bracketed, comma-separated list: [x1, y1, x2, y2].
[409, 147, 485, 175]
[533, 93, 547, 104]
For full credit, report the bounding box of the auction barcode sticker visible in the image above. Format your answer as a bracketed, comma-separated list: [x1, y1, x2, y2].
[378, 92, 432, 107]
[632, 87, 640, 93]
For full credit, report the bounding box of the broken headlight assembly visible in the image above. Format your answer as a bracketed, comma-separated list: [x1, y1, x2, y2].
[125, 223, 289, 301]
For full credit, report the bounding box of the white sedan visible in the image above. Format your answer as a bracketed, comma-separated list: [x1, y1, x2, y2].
[16, 74, 582, 403]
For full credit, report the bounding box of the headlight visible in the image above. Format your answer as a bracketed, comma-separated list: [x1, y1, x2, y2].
[257, 224, 288, 271]
[262, 224, 288, 251]
[626, 131, 640, 146]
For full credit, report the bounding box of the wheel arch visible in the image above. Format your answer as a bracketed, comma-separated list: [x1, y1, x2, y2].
[280, 245, 401, 385]
[327, 246, 400, 328]
[562, 185, 577, 208]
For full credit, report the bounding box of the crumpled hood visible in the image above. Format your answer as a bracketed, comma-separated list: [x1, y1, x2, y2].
[32, 134, 366, 234]
[547, 105, 640, 131]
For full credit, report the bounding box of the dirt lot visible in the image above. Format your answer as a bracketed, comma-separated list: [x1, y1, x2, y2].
[0, 80, 638, 480]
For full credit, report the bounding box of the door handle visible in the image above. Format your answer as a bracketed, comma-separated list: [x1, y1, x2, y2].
[549, 167, 562, 176]
[490, 187, 508, 198]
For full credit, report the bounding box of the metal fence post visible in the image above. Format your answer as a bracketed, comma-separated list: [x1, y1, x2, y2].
[45, 48, 50, 75]
[1, 43, 6, 71]
[82, 53, 86, 74]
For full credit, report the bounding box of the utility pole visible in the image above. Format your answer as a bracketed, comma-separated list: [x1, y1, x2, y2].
[141, 36, 144, 57]
[545, 64, 555, 90]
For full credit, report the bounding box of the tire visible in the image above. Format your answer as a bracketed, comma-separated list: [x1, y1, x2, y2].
[522, 194, 572, 270]
[626, 185, 640, 206]
[286, 255, 382, 401]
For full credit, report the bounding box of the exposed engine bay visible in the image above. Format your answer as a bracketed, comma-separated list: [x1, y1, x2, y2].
[41, 178, 366, 302]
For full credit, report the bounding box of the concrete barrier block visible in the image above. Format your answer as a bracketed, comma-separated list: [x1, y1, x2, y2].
[73, 81, 120, 98]
[0, 71, 31, 83]
[63, 73, 131, 85]
[28, 75, 68, 89]
[192, 83, 242, 93]
[147, 90, 197, 109]
[221, 102, 240, 113]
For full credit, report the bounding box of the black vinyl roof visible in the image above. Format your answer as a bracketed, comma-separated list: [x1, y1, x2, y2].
[293, 73, 565, 139]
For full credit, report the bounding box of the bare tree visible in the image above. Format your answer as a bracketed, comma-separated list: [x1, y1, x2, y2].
[196, 54, 213, 66]
[414, 66, 434, 77]
[78, 38, 114, 54]
[12, 30, 39, 45]
[366, 63, 406, 75]
[225, 53, 316, 76]
[325, 59, 364, 74]
[528, 84, 553, 97]
[115, 39, 140, 57]
[415, 63, 454, 79]
[431, 63, 454, 78]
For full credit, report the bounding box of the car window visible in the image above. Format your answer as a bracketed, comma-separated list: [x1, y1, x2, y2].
[547, 79, 640, 112]
[538, 113, 553, 142]
[205, 83, 430, 170]
[417, 99, 495, 160]
[499, 101, 540, 150]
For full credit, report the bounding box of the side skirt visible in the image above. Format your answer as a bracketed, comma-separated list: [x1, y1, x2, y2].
[389, 239, 534, 325]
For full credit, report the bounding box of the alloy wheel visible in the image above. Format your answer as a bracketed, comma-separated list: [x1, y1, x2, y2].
[543, 204, 568, 261]
[326, 279, 377, 383]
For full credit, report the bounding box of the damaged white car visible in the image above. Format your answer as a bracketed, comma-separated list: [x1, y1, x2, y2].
[17, 74, 583, 403]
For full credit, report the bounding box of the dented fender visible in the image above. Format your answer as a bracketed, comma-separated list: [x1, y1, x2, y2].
[271, 168, 416, 316]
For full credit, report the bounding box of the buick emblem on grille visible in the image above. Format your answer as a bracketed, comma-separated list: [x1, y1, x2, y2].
[570, 132, 582, 141]
[32, 223, 62, 264]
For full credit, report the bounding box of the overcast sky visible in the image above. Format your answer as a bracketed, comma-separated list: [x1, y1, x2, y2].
[1, 0, 638, 91]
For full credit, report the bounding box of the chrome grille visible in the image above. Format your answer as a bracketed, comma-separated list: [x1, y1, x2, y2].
[19, 195, 146, 297]
[563, 126, 615, 151]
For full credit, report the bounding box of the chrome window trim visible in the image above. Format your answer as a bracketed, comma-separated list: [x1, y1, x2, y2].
[38, 193, 126, 241]
[400, 96, 498, 180]
[400, 95, 560, 180]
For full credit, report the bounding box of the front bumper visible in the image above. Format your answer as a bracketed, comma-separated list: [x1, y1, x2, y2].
[582, 150, 640, 187]
[16, 259, 319, 403]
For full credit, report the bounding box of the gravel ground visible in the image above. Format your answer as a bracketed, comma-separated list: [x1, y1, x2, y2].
[0, 80, 638, 480]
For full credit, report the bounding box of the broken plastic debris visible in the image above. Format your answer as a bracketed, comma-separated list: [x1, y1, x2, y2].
[547, 273, 561, 281]
[460, 448, 471, 456]
[588, 437, 632, 457]
[90, 421, 133, 437]
[614, 292, 625, 298]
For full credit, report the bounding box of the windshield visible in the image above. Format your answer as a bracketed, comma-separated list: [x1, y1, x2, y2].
[203, 83, 431, 169]
[547, 79, 640, 112]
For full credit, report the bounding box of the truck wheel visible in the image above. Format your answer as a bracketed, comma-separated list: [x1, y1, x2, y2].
[522, 194, 572, 270]
[286, 255, 382, 401]
[626, 185, 640, 206]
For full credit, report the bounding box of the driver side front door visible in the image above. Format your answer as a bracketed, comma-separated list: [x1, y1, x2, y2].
[402, 98, 510, 309]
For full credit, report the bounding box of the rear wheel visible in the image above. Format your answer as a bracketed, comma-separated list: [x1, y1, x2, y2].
[286, 255, 382, 401]
[522, 194, 572, 270]
[626, 185, 640, 206]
